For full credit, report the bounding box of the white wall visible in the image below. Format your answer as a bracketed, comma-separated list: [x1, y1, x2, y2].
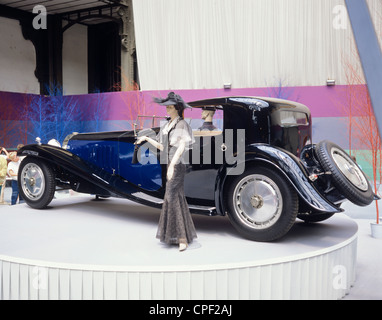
[133, 0, 382, 91]
[62, 23, 88, 95]
[0, 17, 40, 94]
[0, 17, 88, 95]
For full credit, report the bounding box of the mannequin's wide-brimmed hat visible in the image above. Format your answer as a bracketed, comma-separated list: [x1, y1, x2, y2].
[153, 92, 191, 109]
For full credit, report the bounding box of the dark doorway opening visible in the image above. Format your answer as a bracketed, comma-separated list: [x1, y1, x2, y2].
[88, 21, 121, 93]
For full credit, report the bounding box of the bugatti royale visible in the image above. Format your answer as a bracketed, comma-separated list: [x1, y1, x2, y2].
[17, 96, 376, 241]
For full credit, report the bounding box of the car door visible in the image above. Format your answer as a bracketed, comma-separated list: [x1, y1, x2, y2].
[184, 108, 224, 205]
[117, 128, 163, 192]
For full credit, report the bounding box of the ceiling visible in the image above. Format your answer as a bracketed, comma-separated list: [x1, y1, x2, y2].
[0, 0, 125, 25]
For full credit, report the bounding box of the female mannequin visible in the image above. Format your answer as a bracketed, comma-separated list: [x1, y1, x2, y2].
[135, 92, 196, 251]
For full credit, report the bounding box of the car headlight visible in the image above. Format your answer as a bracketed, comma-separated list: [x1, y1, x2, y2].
[48, 139, 61, 148]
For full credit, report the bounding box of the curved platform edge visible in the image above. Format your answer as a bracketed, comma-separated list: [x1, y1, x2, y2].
[0, 196, 358, 300]
[0, 234, 357, 300]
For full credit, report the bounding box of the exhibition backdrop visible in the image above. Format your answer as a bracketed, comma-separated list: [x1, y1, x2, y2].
[0, 84, 375, 178]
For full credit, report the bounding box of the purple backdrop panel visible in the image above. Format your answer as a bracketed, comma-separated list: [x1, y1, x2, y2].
[104, 85, 366, 121]
[0, 85, 368, 122]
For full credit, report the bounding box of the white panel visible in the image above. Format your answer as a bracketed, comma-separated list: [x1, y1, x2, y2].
[81, 271, 93, 300]
[103, 272, 117, 300]
[249, 265, 261, 299]
[163, 272, 177, 300]
[227, 269, 239, 300]
[10, 263, 19, 300]
[216, 269, 228, 300]
[270, 264, 284, 300]
[59, 269, 70, 300]
[313, 256, 323, 299]
[127, 272, 140, 299]
[116, 272, 129, 300]
[281, 262, 292, 300]
[203, 270, 217, 300]
[19, 265, 30, 300]
[321, 254, 330, 299]
[133, 0, 382, 90]
[0, 262, 2, 300]
[48, 268, 60, 300]
[37, 266, 49, 300]
[300, 258, 311, 299]
[28, 265, 38, 300]
[289, 260, 301, 299]
[238, 267, 250, 299]
[190, 271, 204, 299]
[176, 272, 191, 300]
[260, 265, 272, 299]
[70, 270, 83, 299]
[92, 271, 104, 300]
[151, 272, 164, 299]
[139, 273, 152, 300]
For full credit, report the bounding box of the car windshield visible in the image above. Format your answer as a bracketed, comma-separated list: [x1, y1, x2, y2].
[134, 107, 224, 134]
[134, 115, 168, 130]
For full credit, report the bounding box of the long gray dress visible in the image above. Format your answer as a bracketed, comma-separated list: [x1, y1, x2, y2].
[156, 118, 197, 245]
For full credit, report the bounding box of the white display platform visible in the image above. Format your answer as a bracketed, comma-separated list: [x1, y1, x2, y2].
[0, 195, 357, 300]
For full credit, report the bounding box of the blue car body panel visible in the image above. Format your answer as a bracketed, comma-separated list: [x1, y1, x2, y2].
[67, 137, 162, 191]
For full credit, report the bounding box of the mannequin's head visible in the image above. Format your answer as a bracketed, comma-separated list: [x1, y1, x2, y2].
[154, 92, 190, 119]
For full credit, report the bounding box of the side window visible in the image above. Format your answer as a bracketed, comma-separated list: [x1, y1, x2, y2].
[278, 111, 309, 127]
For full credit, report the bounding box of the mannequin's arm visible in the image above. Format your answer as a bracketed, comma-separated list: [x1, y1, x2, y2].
[135, 136, 164, 151]
[167, 140, 185, 181]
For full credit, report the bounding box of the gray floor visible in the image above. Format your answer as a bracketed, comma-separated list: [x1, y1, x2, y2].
[1, 186, 381, 300]
[341, 202, 382, 300]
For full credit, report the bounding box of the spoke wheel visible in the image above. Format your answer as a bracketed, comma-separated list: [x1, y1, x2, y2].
[20, 163, 46, 201]
[226, 166, 298, 242]
[18, 158, 56, 209]
[330, 147, 369, 192]
[233, 174, 283, 230]
[315, 140, 373, 206]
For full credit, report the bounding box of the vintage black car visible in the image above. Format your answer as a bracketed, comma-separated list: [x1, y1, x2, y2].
[17, 96, 376, 241]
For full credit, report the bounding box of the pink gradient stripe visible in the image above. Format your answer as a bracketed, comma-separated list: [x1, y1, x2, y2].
[0, 85, 367, 121]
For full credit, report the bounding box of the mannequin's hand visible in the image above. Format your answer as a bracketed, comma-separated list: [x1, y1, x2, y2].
[167, 164, 174, 181]
[135, 136, 147, 145]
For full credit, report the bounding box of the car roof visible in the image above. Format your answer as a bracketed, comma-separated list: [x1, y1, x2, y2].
[188, 96, 310, 114]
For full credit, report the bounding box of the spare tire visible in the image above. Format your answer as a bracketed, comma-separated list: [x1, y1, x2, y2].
[315, 140, 374, 206]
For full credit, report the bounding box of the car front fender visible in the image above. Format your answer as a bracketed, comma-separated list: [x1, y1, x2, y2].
[215, 144, 342, 216]
[18, 144, 140, 198]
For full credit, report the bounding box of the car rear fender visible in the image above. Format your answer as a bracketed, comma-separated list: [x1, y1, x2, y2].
[215, 144, 342, 216]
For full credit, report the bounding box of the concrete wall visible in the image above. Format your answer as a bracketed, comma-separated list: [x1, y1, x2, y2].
[0, 16, 88, 95]
[0, 17, 40, 94]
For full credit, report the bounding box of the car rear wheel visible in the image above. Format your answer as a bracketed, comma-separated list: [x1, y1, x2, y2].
[315, 140, 374, 206]
[18, 158, 56, 209]
[226, 166, 298, 242]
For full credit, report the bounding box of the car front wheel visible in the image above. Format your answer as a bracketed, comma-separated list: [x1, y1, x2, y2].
[226, 166, 298, 242]
[18, 158, 56, 209]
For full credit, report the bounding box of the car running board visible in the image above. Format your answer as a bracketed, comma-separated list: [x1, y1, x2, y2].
[132, 192, 218, 216]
